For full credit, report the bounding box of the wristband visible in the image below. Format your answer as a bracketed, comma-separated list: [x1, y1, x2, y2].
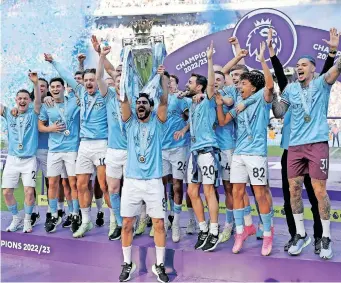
[329, 49, 337, 55]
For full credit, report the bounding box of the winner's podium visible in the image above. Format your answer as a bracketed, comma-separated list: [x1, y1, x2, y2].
[2, 206, 341, 282]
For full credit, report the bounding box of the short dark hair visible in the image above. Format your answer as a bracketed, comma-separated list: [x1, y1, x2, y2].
[136, 93, 154, 107]
[16, 89, 30, 97]
[170, 74, 179, 84]
[240, 71, 265, 93]
[74, 71, 83, 77]
[83, 68, 96, 78]
[191, 73, 207, 93]
[38, 77, 49, 88]
[230, 64, 249, 74]
[214, 71, 225, 78]
[49, 77, 65, 86]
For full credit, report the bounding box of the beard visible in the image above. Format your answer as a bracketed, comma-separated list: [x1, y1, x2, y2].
[136, 107, 151, 120]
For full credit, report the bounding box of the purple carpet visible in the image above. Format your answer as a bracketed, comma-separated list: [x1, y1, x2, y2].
[1, 209, 341, 282]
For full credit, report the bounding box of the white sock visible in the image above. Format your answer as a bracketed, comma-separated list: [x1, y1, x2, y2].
[293, 213, 305, 237]
[34, 205, 39, 213]
[24, 214, 31, 220]
[321, 219, 331, 238]
[110, 208, 116, 222]
[47, 205, 51, 213]
[57, 202, 64, 211]
[209, 222, 219, 236]
[122, 246, 132, 264]
[271, 218, 274, 227]
[236, 225, 244, 234]
[244, 214, 253, 226]
[81, 207, 90, 224]
[170, 211, 174, 216]
[188, 207, 195, 220]
[95, 198, 103, 212]
[155, 246, 165, 266]
[140, 204, 146, 220]
[52, 212, 58, 218]
[198, 221, 208, 233]
[173, 213, 180, 226]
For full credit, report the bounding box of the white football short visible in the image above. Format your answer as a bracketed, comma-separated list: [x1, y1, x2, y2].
[162, 146, 188, 180]
[121, 178, 165, 219]
[76, 140, 107, 175]
[230, 154, 268, 186]
[187, 152, 216, 185]
[2, 155, 37, 188]
[36, 149, 48, 177]
[47, 151, 77, 178]
[105, 148, 127, 179]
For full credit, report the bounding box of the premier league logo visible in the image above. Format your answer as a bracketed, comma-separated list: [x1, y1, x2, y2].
[232, 8, 298, 70]
[246, 19, 282, 62]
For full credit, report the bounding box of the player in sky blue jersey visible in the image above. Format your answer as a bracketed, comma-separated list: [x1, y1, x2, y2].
[270, 27, 338, 254]
[161, 74, 189, 243]
[1, 72, 41, 234]
[44, 53, 111, 238]
[73, 66, 106, 228]
[184, 42, 221, 253]
[220, 40, 268, 241]
[97, 46, 127, 241]
[38, 77, 81, 235]
[272, 53, 341, 260]
[211, 46, 251, 243]
[217, 41, 274, 256]
[118, 66, 170, 283]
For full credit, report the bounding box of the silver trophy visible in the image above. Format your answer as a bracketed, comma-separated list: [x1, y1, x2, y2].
[121, 19, 166, 96]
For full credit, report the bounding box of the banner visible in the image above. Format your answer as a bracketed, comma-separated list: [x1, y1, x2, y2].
[164, 8, 341, 89]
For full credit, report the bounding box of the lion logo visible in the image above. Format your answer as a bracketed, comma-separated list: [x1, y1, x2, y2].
[246, 19, 282, 63]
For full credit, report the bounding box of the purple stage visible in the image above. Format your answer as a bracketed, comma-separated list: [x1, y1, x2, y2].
[1, 208, 341, 282]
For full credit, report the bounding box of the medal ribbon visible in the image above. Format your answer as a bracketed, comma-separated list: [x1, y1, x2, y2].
[17, 113, 29, 147]
[189, 102, 197, 140]
[299, 87, 312, 118]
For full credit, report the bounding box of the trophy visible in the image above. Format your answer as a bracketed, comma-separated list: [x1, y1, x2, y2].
[120, 19, 167, 104]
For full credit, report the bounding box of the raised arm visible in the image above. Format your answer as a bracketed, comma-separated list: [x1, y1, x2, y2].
[97, 46, 111, 97]
[44, 53, 79, 91]
[207, 41, 215, 99]
[267, 28, 288, 92]
[91, 35, 117, 79]
[77, 53, 86, 72]
[28, 71, 41, 114]
[320, 28, 340, 76]
[229, 37, 245, 65]
[324, 55, 341, 84]
[221, 49, 248, 75]
[157, 65, 169, 123]
[258, 42, 274, 103]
